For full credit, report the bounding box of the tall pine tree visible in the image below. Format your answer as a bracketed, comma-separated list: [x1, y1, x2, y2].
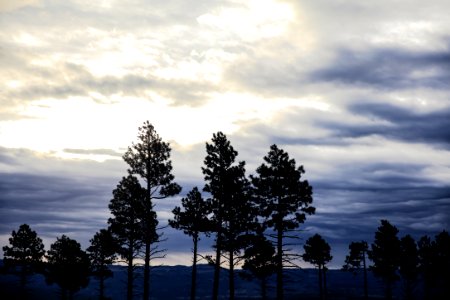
[342, 241, 369, 300]
[108, 175, 145, 300]
[169, 187, 211, 300]
[123, 121, 181, 300]
[369, 220, 400, 300]
[2, 224, 45, 296]
[251, 144, 315, 300]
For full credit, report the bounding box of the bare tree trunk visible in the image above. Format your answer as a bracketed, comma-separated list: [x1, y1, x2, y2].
[276, 226, 283, 300]
[261, 277, 267, 300]
[323, 266, 327, 300]
[99, 275, 104, 300]
[191, 235, 198, 300]
[363, 251, 368, 300]
[143, 242, 150, 300]
[127, 246, 134, 300]
[318, 264, 323, 300]
[212, 231, 222, 300]
[229, 249, 235, 300]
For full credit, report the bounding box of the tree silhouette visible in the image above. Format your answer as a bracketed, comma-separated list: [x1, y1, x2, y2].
[169, 187, 211, 300]
[434, 230, 450, 299]
[303, 234, 332, 300]
[45, 235, 90, 300]
[202, 131, 240, 300]
[399, 234, 419, 300]
[123, 121, 181, 300]
[251, 144, 315, 300]
[2, 223, 45, 297]
[108, 175, 145, 300]
[342, 241, 369, 300]
[369, 220, 400, 300]
[87, 228, 118, 300]
[241, 233, 277, 300]
[418, 235, 435, 300]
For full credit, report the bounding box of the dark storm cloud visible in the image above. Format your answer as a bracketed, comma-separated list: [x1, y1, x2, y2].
[0, 172, 112, 246]
[312, 46, 450, 90]
[320, 102, 450, 147]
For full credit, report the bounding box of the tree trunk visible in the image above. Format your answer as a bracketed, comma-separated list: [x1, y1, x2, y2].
[191, 235, 198, 300]
[276, 226, 283, 300]
[363, 251, 368, 300]
[385, 279, 392, 300]
[229, 249, 235, 300]
[261, 277, 267, 300]
[143, 241, 150, 300]
[212, 231, 222, 300]
[99, 274, 105, 300]
[318, 264, 323, 300]
[127, 245, 134, 300]
[323, 266, 327, 300]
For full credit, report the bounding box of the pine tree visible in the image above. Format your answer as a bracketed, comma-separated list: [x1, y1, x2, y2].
[45, 235, 91, 300]
[123, 121, 181, 300]
[241, 233, 277, 300]
[303, 234, 332, 300]
[434, 230, 450, 299]
[369, 220, 400, 300]
[169, 187, 211, 300]
[108, 175, 145, 300]
[251, 144, 315, 300]
[2, 224, 45, 296]
[342, 241, 369, 300]
[87, 228, 118, 300]
[202, 131, 245, 300]
[399, 234, 419, 300]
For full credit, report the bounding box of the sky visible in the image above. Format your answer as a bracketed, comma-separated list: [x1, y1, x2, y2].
[1, 0, 449, 268]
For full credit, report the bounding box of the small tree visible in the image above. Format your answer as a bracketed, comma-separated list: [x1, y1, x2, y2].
[45, 235, 90, 300]
[87, 229, 118, 300]
[251, 144, 315, 300]
[108, 175, 145, 300]
[434, 230, 450, 299]
[123, 121, 181, 300]
[303, 234, 332, 300]
[343, 241, 369, 300]
[369, 220, 400, 300]
[169, 187, 211, 300]
[399, 235, 419, 300]
[241, 234, 277, 300]
[2, 224, 45, 296]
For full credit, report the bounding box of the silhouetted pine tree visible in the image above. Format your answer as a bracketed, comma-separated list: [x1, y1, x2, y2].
[303, 234, 332, 300]
[87, 228, 118, 300]
[369, 220, 400, 300]
[108, 175, 145, 300]
[123, 121, 181, 300]
[434, 230, 450, 299]
[202, 132, 243, 300]
[2, 224, 45, 297]
[251, 144, 315, 300]
[169, 187, 211, 300]
[241, 233, 277, 300]
[399, 234, 419, 300]
[45, 235, 90, 300]
[342, 241, 369, 300]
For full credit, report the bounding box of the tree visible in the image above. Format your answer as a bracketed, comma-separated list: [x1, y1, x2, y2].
[251, 144, 315, 300]
[368, 220, 400, 300]
[399, 235, 419, 300]
[342, 241, 369, 300]
[417, 235, 435, 300]
[303, 234, 332, 300]
[169, 187, 211, 300]
[123, 121, 181, 300]
[108, 175, 145, 300]
[45, 235, 90, 300]
[87, 229, 118, 300]
[2, 224, 45, 296]
[434, 230, 450, 299]
[241, 233, 277, 300]
[201, 132, 256, 300]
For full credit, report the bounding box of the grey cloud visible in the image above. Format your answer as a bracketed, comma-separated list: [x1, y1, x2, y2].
[320, 102, 450, 146]
[312, 46, 450, 90]
[63, 148, 123, 157]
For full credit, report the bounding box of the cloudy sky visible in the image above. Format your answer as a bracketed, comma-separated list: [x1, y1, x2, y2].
[1, 0, 449, 268]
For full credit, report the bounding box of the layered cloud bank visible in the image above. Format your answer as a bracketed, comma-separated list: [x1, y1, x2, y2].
[1, 0, 449, 267]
